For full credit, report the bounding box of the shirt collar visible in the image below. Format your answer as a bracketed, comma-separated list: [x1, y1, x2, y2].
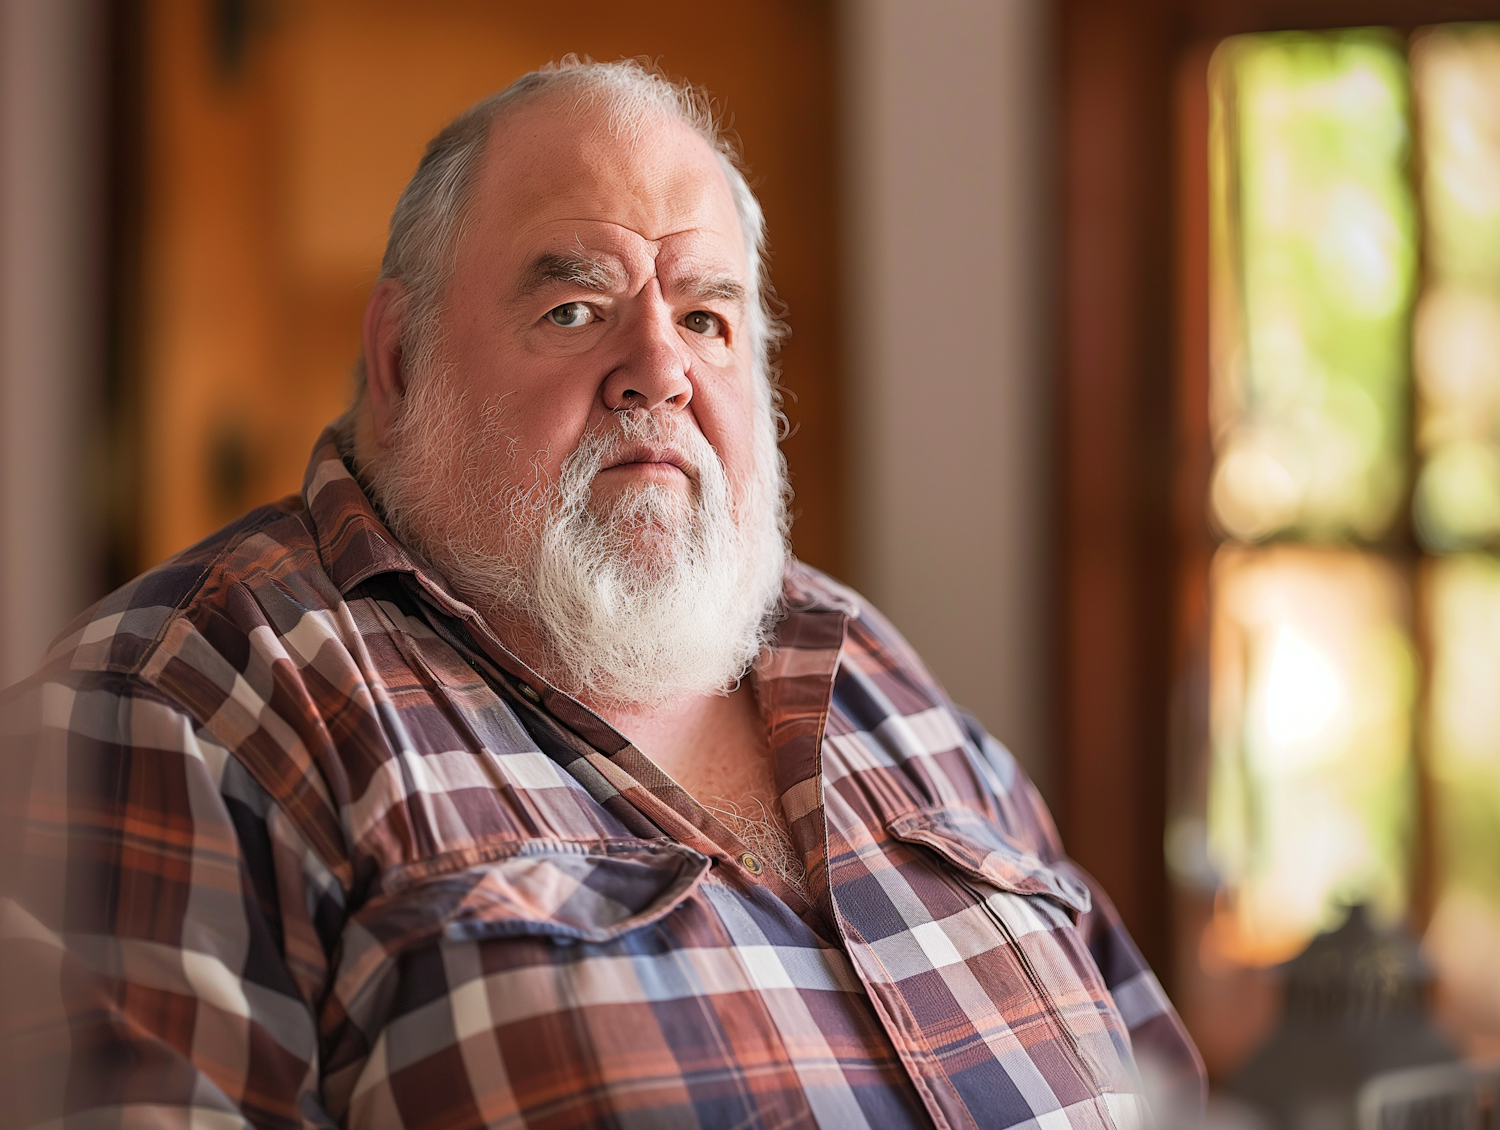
[302, 423, 426, 594]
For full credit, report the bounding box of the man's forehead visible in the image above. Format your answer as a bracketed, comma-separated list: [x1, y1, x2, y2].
[470, 93, 745, 263]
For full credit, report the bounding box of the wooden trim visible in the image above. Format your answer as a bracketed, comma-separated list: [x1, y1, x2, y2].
[1056, 0, 1177, 976]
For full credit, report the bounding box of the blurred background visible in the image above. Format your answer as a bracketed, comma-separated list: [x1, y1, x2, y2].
[4, 0, 1500, 1121]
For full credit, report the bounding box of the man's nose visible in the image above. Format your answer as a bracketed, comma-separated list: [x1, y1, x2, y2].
[601, 287, 693, 412]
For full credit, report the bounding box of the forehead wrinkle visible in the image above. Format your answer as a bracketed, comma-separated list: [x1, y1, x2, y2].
[656, 243, 748, 308]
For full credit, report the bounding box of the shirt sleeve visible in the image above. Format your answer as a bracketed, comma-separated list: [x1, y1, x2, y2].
[0, 668, 336, 1130]
[960, 715, 1208, 1120]
[1060, 859, 1208, 1119]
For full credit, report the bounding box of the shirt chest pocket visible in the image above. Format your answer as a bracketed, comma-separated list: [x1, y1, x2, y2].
[322, 839, 711, 1121]
[885, 805, 1092, 916]
[880, 807, 1141, 1096]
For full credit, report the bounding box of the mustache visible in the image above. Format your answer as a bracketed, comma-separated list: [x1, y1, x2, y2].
[561, 410, 714, 491]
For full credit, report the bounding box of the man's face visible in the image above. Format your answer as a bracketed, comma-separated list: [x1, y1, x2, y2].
[427, 94, 758, 516]
[369, 92, 787, 706]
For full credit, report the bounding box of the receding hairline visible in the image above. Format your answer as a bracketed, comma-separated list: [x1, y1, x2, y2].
[451, 70, 736, 213]
[470, 84, 743, 215]
[482, 71, 716, 140]
[386, 68, 754, 317]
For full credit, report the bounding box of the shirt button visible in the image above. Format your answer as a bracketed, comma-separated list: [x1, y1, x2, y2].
[739, 852, 763, 875]
[519, 684, 541, 703]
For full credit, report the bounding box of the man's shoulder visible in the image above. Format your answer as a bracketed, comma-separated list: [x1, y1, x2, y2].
[792, 560, 1053, 845]
[782, 559, 864, 615]
[39, 494, 331, 682]
[785, 560, 947, 699]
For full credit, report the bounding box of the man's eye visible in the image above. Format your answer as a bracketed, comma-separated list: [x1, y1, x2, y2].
[683, 311, 722, 337]
[546, 302, 592, 328]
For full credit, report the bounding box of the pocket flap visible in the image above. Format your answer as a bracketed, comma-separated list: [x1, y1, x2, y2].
[887, 807, 1092, 916]
[360, 839, 712, 949]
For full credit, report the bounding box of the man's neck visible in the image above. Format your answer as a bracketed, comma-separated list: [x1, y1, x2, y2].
[590, 684, 768, 797]
[595, 682, 802, 894]
[490, 620, 782, 818]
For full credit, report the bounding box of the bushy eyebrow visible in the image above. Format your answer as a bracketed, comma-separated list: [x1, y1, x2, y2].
[678, 272, 747, 308]
[518, 252, 624, 295]
[518, 251, 747, 310]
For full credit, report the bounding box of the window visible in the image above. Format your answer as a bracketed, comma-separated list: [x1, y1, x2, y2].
[1183, 23, 1500, 1046]
[1414, 24, 1500, 1047]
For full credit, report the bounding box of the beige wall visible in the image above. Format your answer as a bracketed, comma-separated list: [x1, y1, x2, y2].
[0, 0, 104, 684]
[842, 0, 1055, 794]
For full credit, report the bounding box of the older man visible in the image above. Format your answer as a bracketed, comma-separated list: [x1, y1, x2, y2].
[0, 60, 1202, 1129]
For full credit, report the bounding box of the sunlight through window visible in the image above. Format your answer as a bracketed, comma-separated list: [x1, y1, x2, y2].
[1207, 548, 1415, 963]
[1209, 33, 1415, 544]
[1204, 32, 1419, 965]
[1412, 28, 1500, 551]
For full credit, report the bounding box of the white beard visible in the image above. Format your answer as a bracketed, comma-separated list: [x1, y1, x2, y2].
[369, 366, 790, 710]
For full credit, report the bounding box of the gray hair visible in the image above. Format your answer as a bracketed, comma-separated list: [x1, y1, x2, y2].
[354, 56, 785, 404]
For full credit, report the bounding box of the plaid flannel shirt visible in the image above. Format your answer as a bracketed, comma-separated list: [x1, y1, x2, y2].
[0, 427, 1204, 1129]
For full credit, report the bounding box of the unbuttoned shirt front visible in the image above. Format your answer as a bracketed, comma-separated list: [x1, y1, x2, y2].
[0, 428, 1203, 1130]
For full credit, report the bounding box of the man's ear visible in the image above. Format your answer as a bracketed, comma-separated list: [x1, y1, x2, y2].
[362, 278, 409, 449]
